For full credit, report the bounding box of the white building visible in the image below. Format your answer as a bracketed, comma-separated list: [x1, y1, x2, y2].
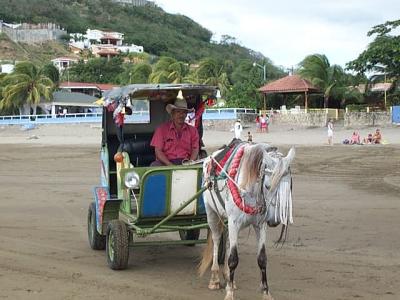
[118, 44, 144, 53]
[0, 64, 15, 74]
[51, 57, 78, 72]
[69, 28, 143, 58]
[111, 0, 155, 6]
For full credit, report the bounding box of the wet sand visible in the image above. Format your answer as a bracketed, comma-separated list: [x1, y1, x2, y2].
[0, 124, 399, 300]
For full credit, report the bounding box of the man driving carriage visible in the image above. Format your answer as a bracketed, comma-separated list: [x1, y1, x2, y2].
[150, 90, 199, 166]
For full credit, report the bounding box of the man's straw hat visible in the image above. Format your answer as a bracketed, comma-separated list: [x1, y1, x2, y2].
[166, 90, 194, 114]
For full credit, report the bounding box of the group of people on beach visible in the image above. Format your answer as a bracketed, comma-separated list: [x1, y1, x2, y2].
[255, 114, 270, 133]
[327, 119, 383, 146]
[344, 128, 382, 145]
[232, 113, 271, 141]
[353, 128, 382, 144]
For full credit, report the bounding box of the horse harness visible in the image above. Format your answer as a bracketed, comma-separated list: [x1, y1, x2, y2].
[205, 139, 265, 215]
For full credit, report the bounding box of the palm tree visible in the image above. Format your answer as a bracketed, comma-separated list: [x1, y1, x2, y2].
[196, 58, 231, 96]
[149, 57, 189, 84]
[167, 61, 189, 83]
[130, 63, 152, 84]
[298, 54, 345, 108]
[1, 62, 54, 115]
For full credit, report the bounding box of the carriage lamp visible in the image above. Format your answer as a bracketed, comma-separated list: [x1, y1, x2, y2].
[114, 152, 124, 163]
[124, 171, 140, 189]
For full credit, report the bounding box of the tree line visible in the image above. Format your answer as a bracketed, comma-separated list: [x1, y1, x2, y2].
[0, 10, 399, 114]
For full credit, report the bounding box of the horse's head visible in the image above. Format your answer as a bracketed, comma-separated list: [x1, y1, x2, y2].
[262, 147, 295, 227]
[237, 144, 295, 227]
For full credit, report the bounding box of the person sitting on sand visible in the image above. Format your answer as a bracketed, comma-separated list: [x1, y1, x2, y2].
[350, 131, 361, 144]
[363, 133, 373, 144]
[372, 128, 382, 144]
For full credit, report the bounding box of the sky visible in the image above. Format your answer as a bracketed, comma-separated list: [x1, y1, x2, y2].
[156, 0, 400, 69]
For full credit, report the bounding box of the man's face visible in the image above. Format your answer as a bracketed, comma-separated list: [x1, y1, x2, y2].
[171, 109, 188, 126]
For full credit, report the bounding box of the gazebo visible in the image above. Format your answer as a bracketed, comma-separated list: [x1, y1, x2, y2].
[258, 75, 319, 109]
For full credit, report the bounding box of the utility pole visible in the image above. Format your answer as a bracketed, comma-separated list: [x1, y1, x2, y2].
[253, 62, 267, 110]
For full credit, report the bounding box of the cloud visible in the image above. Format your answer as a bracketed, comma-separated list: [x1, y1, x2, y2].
[156, 0, 400, 67]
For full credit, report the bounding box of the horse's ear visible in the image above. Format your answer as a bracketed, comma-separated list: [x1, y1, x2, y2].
[284, 147, 295, 165]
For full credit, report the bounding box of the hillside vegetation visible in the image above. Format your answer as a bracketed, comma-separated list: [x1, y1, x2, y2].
[0, 0, 260, 63]
[0, 33, 72, 63]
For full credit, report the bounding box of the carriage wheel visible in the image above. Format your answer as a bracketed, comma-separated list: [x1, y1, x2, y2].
[106, 220, 129, 270]
[87, 202, 106, 250]
[179, 229, 200, 246]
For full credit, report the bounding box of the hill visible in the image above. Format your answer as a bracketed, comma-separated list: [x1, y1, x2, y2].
[0, 0, 262, 64]
[0, 33, 72, 64]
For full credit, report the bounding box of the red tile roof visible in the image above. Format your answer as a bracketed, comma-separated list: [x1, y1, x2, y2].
[356, 82, 393, 93]
[97, 83, 117, 91]
[97, 48, 119, 55]
[51, 57, 78, 62]
[259, 75, 319, 94]
[59, 82, 117, 91]
[101, 35, 120, 40]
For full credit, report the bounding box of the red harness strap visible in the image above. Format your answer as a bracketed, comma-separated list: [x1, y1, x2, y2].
[215, 146, 235, 175]
[227, 145, 258, 215]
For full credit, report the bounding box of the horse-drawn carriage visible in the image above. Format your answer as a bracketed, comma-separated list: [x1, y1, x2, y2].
[87, 84, 220, 270]
[87, 83, 296, 300]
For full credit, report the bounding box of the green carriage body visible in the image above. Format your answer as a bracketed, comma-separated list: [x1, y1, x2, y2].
[87, 84, 220, 269]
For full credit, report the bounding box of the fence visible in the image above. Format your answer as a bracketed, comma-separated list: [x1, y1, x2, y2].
[2, 107, 396, 128]
[0, 108, 257, 125]
[0, 113, 102, 125]
[279, 107, 345, 120]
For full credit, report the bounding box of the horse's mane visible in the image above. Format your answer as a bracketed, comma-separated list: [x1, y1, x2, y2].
[239, 144, 265, 189]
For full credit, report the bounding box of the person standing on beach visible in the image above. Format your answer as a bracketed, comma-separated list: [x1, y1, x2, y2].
[234, 119, 243, 139]
[255, 115, 260, 132]
[327, 119, 334, 145]
[260, 114, 267, 133]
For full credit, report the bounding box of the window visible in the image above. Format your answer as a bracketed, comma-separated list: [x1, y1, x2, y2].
[125, 99, 150, 124]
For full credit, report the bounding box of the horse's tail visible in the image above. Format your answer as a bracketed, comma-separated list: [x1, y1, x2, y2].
[198, 221, 224, 277]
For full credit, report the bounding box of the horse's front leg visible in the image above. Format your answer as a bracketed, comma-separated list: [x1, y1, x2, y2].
[207, 208, 224, 290]
[209, 228, 223, 290]
[255, 223, 274, 300]
[225, 220, 239, 300]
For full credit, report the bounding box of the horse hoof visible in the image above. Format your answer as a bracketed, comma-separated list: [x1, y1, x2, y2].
[262, 292, 274, 300]
[224, 291, 234, 300]
[208, 281, 220, 290]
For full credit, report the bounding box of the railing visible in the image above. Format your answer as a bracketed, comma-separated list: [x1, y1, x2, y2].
[1, 106, 396, 125]
[0, 113, 103, 125]
[0, 108, 258, 125]
[277, 107, 345, 120]
[203, 108, 256, 120]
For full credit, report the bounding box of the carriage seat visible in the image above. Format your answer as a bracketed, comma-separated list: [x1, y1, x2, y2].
[121, 137, 155, 167]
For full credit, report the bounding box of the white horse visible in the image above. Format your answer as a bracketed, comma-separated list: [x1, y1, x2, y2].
[199, 142, 295, 300]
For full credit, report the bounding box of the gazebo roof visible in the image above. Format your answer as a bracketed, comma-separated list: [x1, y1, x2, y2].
[259, 75, 319, 94]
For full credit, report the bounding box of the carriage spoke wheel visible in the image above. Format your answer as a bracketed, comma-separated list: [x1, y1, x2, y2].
[106, 220, 129, 270]
[179, 229, 200, 246]
[87, 202, 106, 250]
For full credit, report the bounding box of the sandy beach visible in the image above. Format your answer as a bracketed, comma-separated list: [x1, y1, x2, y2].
[0, 123, 399, 300]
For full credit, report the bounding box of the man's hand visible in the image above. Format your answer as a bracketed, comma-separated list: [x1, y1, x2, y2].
[155, 148, 173, 166]
[190, 148, 199, 161]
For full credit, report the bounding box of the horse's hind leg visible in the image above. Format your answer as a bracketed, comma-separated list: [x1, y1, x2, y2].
[225, 219, 239, 300]
[254, 223, 274, 300]
[207, 208, 224, 290]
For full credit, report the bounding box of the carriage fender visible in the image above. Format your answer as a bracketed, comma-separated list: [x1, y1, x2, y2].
[93, 186, 122, 235]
